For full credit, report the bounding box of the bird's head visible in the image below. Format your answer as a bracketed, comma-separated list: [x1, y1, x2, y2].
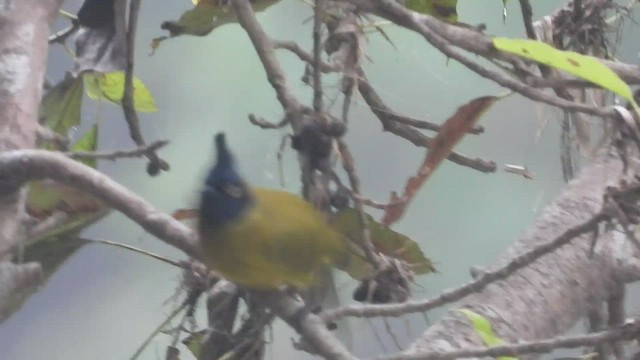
[200, 133, 253, 228]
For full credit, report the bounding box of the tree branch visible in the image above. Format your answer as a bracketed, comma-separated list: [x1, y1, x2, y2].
[66, 140, 169, 161]
[357, 70, 496, 173]
[337, 0, 640, 119]
[122, 0, 169, 175]
[380, 318, 640, 360]
[231, 0, 302, 113]
[323, 209, 606, 323]
[0, 0, 64, 255]
[0, 150, 200, 259]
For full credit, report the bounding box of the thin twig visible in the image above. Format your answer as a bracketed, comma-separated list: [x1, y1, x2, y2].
[312, 0, 324, 112]
[518, 0, 537, 39]
[122, 0, 169, 175]
[82, 236, 183, 268]
[66, 140, 169, 161]
[357, 69, 496, 173]
[337, 140, 383, 270]
[49, 23, 79, 44]
[380, 110, 484, 135]
[130, 302, 188, 360]
[345, 0, 624, 119]
[274, 40, 340, 73]
[231, 0, 302, 112]
[248, 114, 289, 129]
[322, 211, 606, 322]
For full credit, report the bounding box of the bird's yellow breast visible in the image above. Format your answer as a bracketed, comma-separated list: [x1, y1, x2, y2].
[200, 188, 346, 288]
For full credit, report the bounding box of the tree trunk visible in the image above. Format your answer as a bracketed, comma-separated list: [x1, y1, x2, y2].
[0, 0, 63, 321]
[407, 152, 640, 357]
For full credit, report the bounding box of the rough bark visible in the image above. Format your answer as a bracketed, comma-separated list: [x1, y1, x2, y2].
[0, 0, 63, 320]
[407, 152, 640, 357]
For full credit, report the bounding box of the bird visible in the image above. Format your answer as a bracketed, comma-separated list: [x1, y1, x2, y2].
[198, 133, 349, 289]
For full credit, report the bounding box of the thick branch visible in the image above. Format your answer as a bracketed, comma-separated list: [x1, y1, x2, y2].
[260, 291, 357, 360]
[231, 0, 302, 112]
[381, 318, 640, 360]
[0, 150, 200, 259]
[0, 0, 64, 254]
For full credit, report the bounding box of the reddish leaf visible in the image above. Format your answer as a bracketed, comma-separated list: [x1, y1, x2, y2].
[382, 96, 498, 225]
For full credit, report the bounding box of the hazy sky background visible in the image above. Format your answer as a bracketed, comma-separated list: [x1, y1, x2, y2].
[1, 1, 638, 359]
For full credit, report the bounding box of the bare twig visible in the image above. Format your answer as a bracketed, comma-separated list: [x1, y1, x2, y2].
[82, 236, 183, 268]
[378, 318, 640, 360]
[231, 0, 302, 112]
[130, 302, 188, 360]
[248, 114, 289, 129]
[323, 211, 606, 322]
[381, 111, 484, 135]
[66, 140, 169, 161]
[122, 0, 169, 175]
[274, 40, 340, 73]
[48, 23, 79, 44]
[518, 0, 537, 40]
[357, 70, 496, 173]
[312, 0, 324, 112]
[337, 140, 383, 269]
[338, 0, 634, 119]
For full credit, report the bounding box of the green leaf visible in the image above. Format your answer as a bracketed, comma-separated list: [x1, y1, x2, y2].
[83, 71, 157, 112]
[27, 124, 102, 219]
[493, 38, 640, 114]
[458, 309, 518, 360]
[71, 124, 99, 168]
[404, 0, 458, 22]
[332, 208, 435, 279]
[152, 0, 281, 49]
[182, 330, 207, 359]
[39, 76, 84, 136]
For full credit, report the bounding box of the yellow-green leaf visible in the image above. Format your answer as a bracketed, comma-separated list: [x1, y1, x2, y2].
[493, 38, 640, 114]
[458, 309, 518, 360]
[27, 124, 102, 219]
[83, 71, 157, 112]
[71, 125, 99, 168]
[332, 208, 435, 279]
[182, 330, 207, 359]
[39, 76, 84, 136]
[404, 0, 458, 22]
[154, 0, 280, 48]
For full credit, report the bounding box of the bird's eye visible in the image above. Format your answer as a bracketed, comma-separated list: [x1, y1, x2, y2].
[222, 183, 244, 198]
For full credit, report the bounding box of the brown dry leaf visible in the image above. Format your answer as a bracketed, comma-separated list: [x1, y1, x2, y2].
[382, 96, 498, 225]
